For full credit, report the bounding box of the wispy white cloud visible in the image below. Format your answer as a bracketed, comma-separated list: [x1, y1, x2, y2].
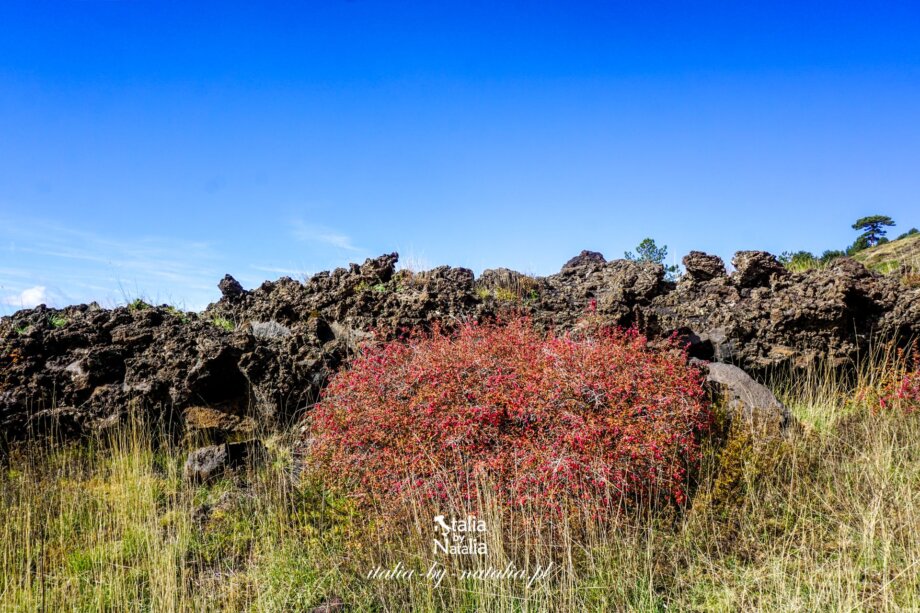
[1, 286, 48, 308]
[291, 220, 362, 252]
[250, 264, 313, 277]
[0, 215, 226, 313]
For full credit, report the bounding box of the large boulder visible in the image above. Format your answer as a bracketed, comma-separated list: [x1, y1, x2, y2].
[218, 274, 247, 300]
[534, 256, 665, 329]
[683, 251, 726, 282]
[731, 251, 788, 288]
[183, 439, 266, 483]
[561, 250, 607, 271]
[694, 360, 791, 434]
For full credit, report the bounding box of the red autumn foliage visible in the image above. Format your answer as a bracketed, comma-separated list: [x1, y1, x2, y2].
[873, 348, 920, 415]
[308, 317, 712, 516]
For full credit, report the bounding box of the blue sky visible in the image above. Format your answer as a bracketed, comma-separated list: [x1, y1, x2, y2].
[1, 1, 919, 313]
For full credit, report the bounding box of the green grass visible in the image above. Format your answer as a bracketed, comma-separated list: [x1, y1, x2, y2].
[355, 280, 389, 294]
[164, 305, 190, 324]
[853, 233, 920, 274]
[2, 358, 919, 611]
[210, 317, 235, 332]
[475, 282, 539, 303]
[48, 314, 68, 328]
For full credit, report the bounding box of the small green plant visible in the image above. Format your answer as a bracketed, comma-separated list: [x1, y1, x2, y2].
[819, 249, 845, 263]
[355, 281, 388, 294]
[211, 317, 235, 332]
[476, 284, 539, 303]
[779, 249, 845, 272]
[14, 325, 29, 335]
[128, 298, 149, 311]
[48, 314, 68, 328]
[164, 305, 189, 323]
[492, 287, 516, 302]
[779, 250, 823, 272]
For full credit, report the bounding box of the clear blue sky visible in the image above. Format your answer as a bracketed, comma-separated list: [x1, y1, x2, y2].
[1, 1, 919, 313]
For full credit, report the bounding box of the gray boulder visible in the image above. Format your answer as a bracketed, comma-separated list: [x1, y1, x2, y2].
[694, 360, 791, 433]
[183, 439, 266, 483]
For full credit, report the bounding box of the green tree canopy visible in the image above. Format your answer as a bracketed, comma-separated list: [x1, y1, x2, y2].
[625, 238, 679, 280]
[851, 215, 895, 248]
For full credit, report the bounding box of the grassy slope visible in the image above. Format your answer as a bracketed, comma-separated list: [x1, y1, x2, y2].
[853, 233, 920, 273]
[2, 368, 919, 610]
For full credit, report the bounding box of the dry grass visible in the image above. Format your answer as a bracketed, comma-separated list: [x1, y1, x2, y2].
[782, 257, 834, 274]
[853, 233, 920, 275]
[474, 269, 540, 303]
[2, 349, 919, 611]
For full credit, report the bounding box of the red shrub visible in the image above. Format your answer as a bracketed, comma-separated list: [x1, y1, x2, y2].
[873, 348, 920, 414]
[308, 317, 712, 516]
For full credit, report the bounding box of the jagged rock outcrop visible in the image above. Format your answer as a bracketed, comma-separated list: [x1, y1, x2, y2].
[731, 250, 788, 287]
[218, 274, 247, 301]
[206, 253, 480, 335]
[0, 302, 343, 440]
[561, 249, 606, 271]
[1, 249, 917, 442]
[651, 254, 914, 368]
[683, 251, 727, 283]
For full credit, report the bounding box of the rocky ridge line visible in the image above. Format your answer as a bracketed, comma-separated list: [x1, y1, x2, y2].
[1, 249, 917, 441]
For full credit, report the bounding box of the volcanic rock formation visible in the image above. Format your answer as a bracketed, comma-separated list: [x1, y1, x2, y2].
[1, 250, 917, 441]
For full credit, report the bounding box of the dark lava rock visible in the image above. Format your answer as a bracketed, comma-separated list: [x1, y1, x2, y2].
[683, 251, 726, 282]
[477, 268, 539, 292]
[536, 257, 666, 330]
[2, 249, 918, 443]
[651, 254, 916, 369]
[731, 251, 788, 288]
[182, 405, 257, 445]
[561, 250, 607, 271]
[218, 274, 246, 300]
[0, 300, 338, 440]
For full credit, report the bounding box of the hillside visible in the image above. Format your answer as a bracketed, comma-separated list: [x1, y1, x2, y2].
[853, 232, 920, 273]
